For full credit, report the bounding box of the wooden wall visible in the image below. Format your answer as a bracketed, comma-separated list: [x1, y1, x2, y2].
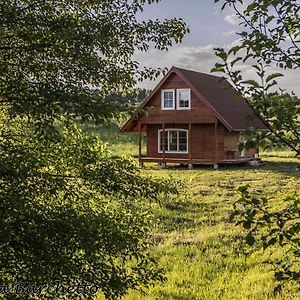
[224, 131, 240, 159]
[147, 124, 225, 160]
[139, 73, 216, 125]
[147, 124, 189, 159]
[191, 124, 224, 160]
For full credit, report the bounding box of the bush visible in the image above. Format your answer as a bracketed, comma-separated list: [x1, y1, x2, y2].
[0, 111, 179, 299]
[231, 186, 300, 293]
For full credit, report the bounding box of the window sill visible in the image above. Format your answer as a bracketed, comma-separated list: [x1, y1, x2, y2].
[161, 107, 175, 110]
[158, 151, 188, 154]
[177, 107, 191, 110]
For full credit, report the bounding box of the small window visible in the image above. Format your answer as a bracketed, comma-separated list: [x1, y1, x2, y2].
[158, 129, 188, 153]
[161, 89, 175, 110]
[177, 89, 191, 110]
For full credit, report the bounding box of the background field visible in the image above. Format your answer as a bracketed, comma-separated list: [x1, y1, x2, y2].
[94, 124, 300, 300]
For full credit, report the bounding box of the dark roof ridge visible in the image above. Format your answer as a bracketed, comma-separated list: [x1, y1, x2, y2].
[172, 66, 224, 80]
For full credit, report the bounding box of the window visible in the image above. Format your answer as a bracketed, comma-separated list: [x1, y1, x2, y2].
[177, 89, 191, 110]
[158, 129, 188, 153]
[161, 89, 175, 110]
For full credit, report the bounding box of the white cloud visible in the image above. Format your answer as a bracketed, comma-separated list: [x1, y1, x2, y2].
[134, 43, 300, 95]
[224, 14, 239, 25]
[222, 30, 236, 37]
[134, 45, 219, 90]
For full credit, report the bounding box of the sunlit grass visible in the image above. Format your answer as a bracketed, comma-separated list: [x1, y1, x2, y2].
[261, 149, 296, 158]
[95, 125, 300, 300]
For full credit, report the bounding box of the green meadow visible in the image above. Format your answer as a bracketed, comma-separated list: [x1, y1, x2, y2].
[94, 124, 300, 300]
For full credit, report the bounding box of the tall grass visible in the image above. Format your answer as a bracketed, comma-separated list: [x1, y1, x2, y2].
[92, 124, 300, 300]
[81, 122, 146, 156]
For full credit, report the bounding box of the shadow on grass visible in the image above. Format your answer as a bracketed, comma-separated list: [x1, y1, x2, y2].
[259, 160, 300, 178]
[156, 201, 219, 232]
[157, 215, 202, 231]
[164, 201, 214, 214]
[156, 159, 300, 179]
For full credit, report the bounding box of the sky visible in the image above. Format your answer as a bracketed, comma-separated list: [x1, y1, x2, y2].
[135, 0, 299, 95]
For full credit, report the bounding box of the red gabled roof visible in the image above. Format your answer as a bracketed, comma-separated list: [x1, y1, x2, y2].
[122, 67, 269, 132]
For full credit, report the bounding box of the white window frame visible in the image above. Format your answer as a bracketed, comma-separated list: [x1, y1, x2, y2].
[158, 129, 188, 154]
[161, 89, 175, 110]
[176, 88, 191, 110]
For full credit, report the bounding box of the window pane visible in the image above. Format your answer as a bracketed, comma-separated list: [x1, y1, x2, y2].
[164, 99, 173, 108]
[179, 144, 187, 151]
[179, 131, 187, 139]
[163, 91, 174, 108]
[178, 90, 190, 108]
[178, 90, 189, 100]
[164, 91, 173, 100]
[179, 131, 187, 151]
[169, 131, 178, 151]
[179, 99, 189, 108]
[159, 131, 168, 151]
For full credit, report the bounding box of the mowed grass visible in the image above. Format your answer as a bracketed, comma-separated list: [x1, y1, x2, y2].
[92, 125, 300, 300]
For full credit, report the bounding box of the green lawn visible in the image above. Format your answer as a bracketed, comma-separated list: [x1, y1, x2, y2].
[94, 125, 300, 300]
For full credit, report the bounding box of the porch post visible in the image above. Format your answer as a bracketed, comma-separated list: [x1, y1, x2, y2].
[214, 120, 219, 170]
[188, 123, 193, 169]
[138, 123, 143, 168]
[162, 123, 166, 168]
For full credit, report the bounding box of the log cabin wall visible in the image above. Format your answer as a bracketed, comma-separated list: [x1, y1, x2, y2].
[146, 124, 225, 160]
[139, 73, 217, 125]
[191, 124, 224, 160]
[224, 130, 240, 159]
[147, 124, 189, 159]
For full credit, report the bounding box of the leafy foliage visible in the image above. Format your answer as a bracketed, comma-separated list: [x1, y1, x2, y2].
[213, 0, 300, 155]
[0, 0, 188, 298]
[231, 186, 300, 293]
[0, 0, 188, 122]
[0, 109, 179, 299]
[213, 0, 300, 292]
[105, 88, 150, 114]
[214, 0, 300, 291]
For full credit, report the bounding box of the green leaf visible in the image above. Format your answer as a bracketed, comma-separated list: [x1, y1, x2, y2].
[243, 220, 253, 229]
[245, 233, 255, 246]
[266, 73, 284, 83]
[241, 80, 260, 88]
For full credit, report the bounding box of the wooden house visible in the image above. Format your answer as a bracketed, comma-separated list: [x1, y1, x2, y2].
[121, 67, 269, 168]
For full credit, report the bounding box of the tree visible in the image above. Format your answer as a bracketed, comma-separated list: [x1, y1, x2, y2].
[106, 88, 151, 112]
[0, 111, 179, 299]
[0, 113, 177, 299]
[213, 0, 300, 292]
[213, 0, 300, 155]
[0, 0, 188, 298]
[0, 0, 188, 122]
[231, 186, 300, 294]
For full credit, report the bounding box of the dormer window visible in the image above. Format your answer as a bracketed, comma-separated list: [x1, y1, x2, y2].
[177, 89, 191, 110]
[161, 89, 175, 110]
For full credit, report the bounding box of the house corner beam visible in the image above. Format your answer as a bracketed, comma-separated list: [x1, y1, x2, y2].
[214, 120, 219, 164]
[162, 123, 166, 167]
[189, 123, 192, 162]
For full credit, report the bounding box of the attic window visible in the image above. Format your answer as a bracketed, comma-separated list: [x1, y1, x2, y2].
[177, 89, 191, 110]
[161, 89, 175, 110]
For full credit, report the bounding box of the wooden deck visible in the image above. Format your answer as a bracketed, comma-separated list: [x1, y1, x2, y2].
[140, 157, 253, 165]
